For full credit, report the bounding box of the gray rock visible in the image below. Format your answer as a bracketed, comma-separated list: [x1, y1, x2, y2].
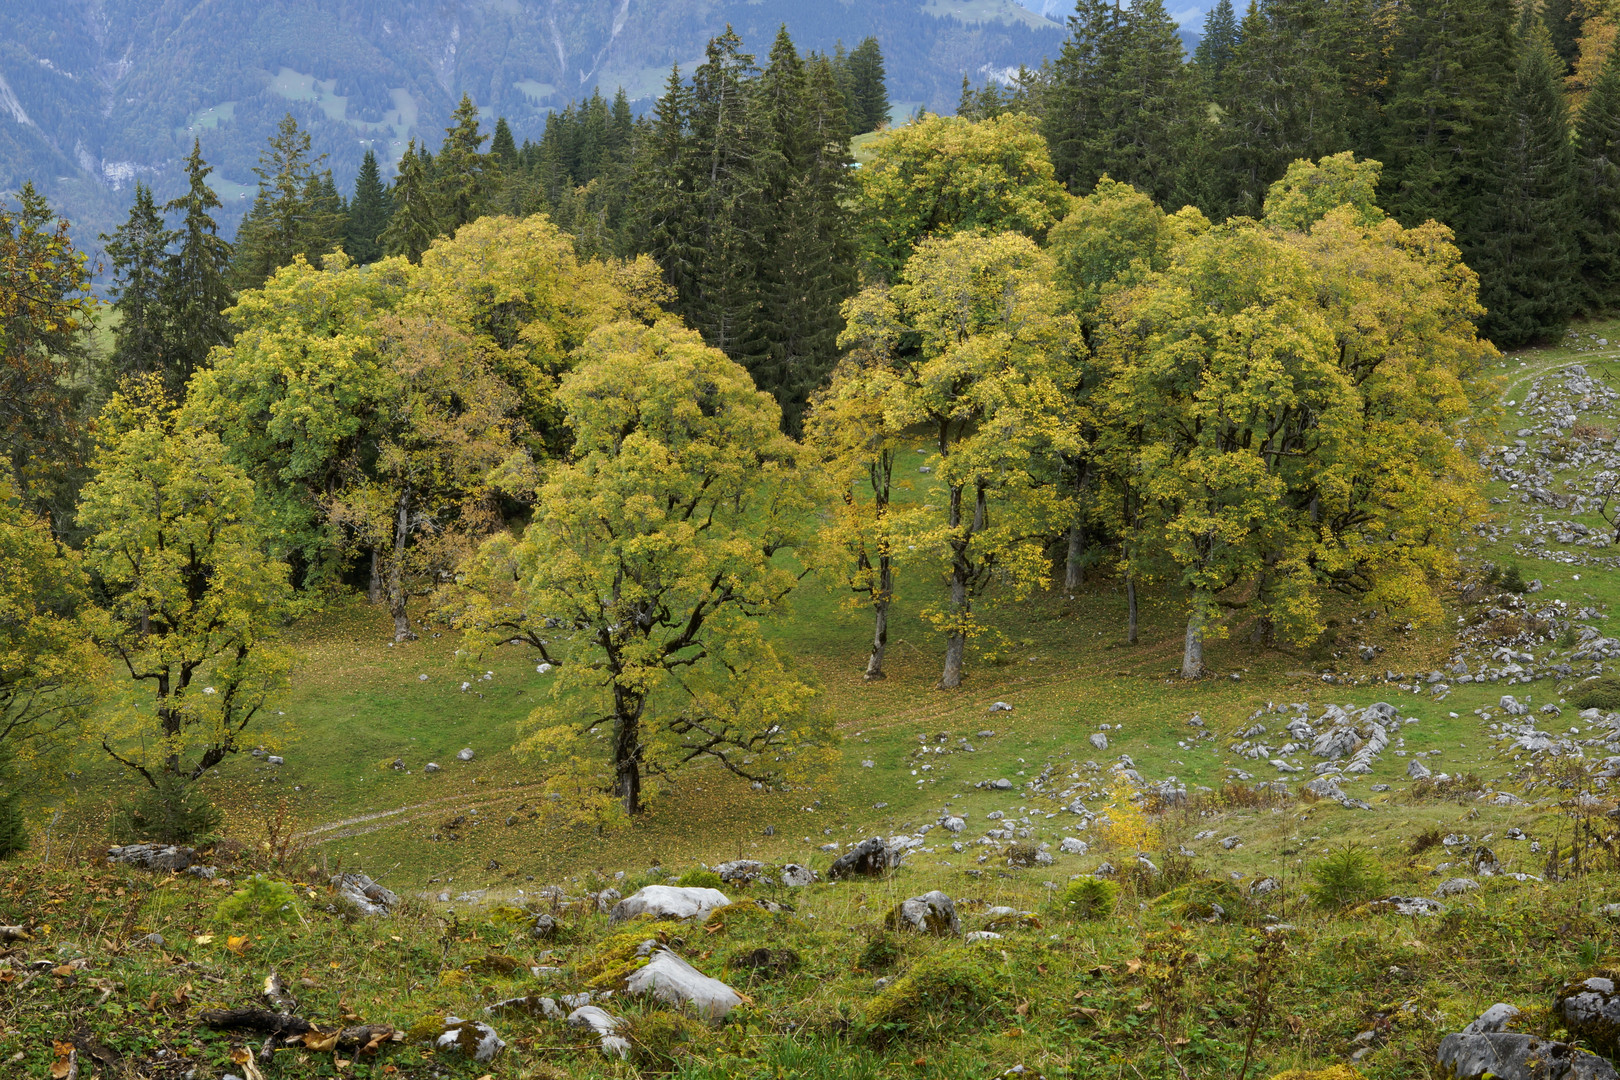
[331, 872, 400, 916]
[1250, 876, 1281, 896]
[530, 913, 557, 939]
[778, 863, 818, 888]
[1437, 1032, 1617, 1080]
[941, 815, 966, 833]
[1089, 732, 1109, 751]
[433, 1017, 505, 1062]
[391, 758, 406, 771]
[1059, 837, 1089, 855]
[1220, 836, 1243, 850]
[714, 859, 768, 886]
[1435, 877, 1479, 898]
[107, 843, 196, 872]
[266, 755, 284, 766]
[1368, 896, 1445, 916]
[138, 932, 165, 948]
[424, 762, 441, 773]
[625, 947, 743, 1020]
[991, 778, 1014, 790]
[456, 748, 475, 762]
[990, 702, 1013, 712]
[828, 836, 906, 879]
[485, 995, 562, 1020]
[1463, 1003, 1521, 1035]
[567, 1005, 629, 1060]
[1408, 759, 1433, 779]
[609, 885, 730, 924]
[1559, 975, 1620, 1056]
[887, 890, 960, 936]
[965, 930, 1003, 943]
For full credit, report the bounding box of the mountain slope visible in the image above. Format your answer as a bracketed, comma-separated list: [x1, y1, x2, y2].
[0, 0, 1063, 246]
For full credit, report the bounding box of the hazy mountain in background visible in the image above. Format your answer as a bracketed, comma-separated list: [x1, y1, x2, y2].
[0, 0, 1064, 250]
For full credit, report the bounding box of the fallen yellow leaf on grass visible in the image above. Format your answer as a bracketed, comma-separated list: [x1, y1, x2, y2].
[303, 1029, 340, 1053]
[193, 934, 214, 945]
[226, 935, 250, 956]
[48, 1042, 75, 1080]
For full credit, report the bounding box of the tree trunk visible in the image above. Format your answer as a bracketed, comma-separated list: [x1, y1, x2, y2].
[865, 597, 889, 681]
[368, 549, 381, 605]
[1127, 575, 1138, 645]
[613, 706, 642, 816]
[1065, 521, 1086, 593]
[940, 629, 966, 689]
[389, 491, 416, 642]
[1181, 612, 1205, 679]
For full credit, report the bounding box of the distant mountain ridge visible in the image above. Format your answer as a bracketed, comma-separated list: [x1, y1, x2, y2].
[0, 0, 1064, 249]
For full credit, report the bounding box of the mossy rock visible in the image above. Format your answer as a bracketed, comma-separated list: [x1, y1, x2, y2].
[865, 948, 999, 1042]
[404, 1014, 447, 1044]
[1556, 969, 1620, 1056]
[1150, 880, 1245, 922]
[1266, 1068, 1366, 1080]
[576, 920, 683, 989]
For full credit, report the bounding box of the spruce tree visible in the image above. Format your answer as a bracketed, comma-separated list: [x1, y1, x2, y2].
[847, 37, 890, 133]
[1473, 20, 1580, 346]
[748, 31, 858, 431]
[1217, 0, 1358, 217]
[101, 183, 171, 380]
[1192, 0, 1240, 86]
[683, 29, 766, 358]
[489, 117, 518, 167]
[1576, 33, 1620, 312]
[635, 65, 700, 301]
[435, 94, 490, 233]
[162, 141, 234, 385]
[1044, 0, 1125, 194]
[232, 114, 328, 288]
[1382, 0, 1516, 233]
[345, 149, 392, 264]
[381, 141, 439, 263]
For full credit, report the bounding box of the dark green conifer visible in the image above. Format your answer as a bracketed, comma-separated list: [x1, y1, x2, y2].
[232, 114, 327, 288]
[1192, 0, 1240, 85]
[847, 37, 890, 133]
[100, 182, 170, 380]
[162, 141, 234, 385]
[1382, 0, 1516, 233]
[1473, 20, 1580, 346]
[435, 94, 490, 233]
[345, 149, 392, 264]
[489, 118, 518, 167]
[1577, 34, 1620, 312]
[380, 141, 439, 263]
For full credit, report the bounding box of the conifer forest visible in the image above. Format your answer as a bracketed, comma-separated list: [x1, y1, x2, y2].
[10, 3, 1620, 1079]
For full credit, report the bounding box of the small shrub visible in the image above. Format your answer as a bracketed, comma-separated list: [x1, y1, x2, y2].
[108, 775, 222, 845]
[1572, 677, 1620, 712]
[864, 949, 999, 1042]
[675, 868, 723, 890]
[1151, 879, 1244, 921]
[215, 874, 301, 925]
[1408, 771, 1488, 804]
[1499, 564, 1528, 594]
[857, 931, 904, 972]
[1308, 846, 1387, 909]
[1058, 877, 1118, 921]
[626, 1011, 711, 1071]
[1409, 827, 1443, 855]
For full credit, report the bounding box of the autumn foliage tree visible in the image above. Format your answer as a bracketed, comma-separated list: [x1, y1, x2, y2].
[467, 319, 834, 817]
[78, 377, 294, 810]
[838, 230, 1081, 688]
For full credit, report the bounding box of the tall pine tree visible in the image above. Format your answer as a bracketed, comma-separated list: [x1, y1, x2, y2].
[381, 141, 439, 263]
[1192, 0, 1240, 86]
[162, 141, 234, 385]
[1381, 0, 1516, 234]
[847, 37, 890, 133]
[232, 114, 332, 288]
[345, 149, 392, 264]
[747, 30, 859, 432]
[101, 183, 170, 381]
[1473, 19, 1580, 346]
[1576, 32, 1620, 312]
[435, 95, 490, 234]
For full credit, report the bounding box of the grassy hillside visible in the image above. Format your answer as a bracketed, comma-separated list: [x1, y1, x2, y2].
[9, 321, 1620, 1077]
